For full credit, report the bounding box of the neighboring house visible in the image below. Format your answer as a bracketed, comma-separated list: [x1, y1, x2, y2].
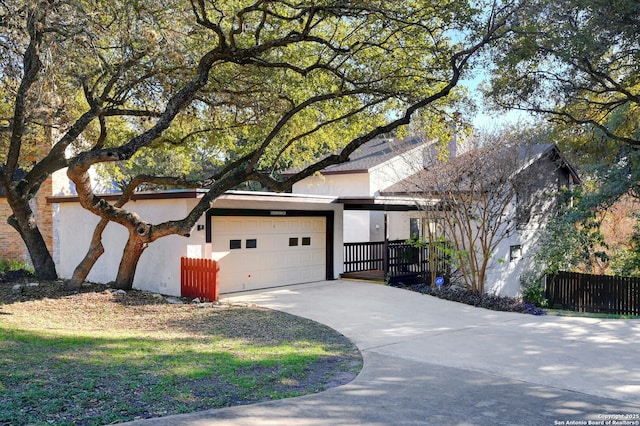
[0, 116, 76, 267]
[0, 168, 70, 266]
[0, 168, 30, 263]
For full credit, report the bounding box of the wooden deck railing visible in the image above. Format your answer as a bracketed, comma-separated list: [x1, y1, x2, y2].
[387, 242, 449, 281]
[344, 240, 450, 283]
[344, 241, 388, 273]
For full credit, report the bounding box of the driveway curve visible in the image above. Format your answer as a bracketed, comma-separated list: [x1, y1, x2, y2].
[125, 280, 640, 425]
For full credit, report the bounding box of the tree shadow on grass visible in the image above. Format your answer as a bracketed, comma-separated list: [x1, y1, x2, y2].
[0, 307, 362, 425]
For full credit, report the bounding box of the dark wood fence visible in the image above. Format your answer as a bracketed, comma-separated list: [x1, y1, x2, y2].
[344, 240, 449, 283]
[181, 257, 219, 301]
[545, 271, 640, 316]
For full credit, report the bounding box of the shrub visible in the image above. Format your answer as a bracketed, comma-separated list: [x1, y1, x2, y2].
[0, 259, 35, 283]
[520, 270, 548, 308]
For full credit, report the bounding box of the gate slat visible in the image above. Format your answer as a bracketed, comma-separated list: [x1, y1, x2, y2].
[180, 257, 219, 301]
[546, 271, 640, 316]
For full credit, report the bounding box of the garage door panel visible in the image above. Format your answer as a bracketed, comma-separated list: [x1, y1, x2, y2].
[243, 219, 259, 233]
[286, 220, 301, 233]
[212, 216, 327, 293]
[271, 219, 288, 233]
[224, 219, 245, 235]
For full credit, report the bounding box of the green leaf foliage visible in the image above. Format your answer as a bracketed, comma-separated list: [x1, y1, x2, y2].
[1, 0, 517, 282]
[486, 0, 640, 148]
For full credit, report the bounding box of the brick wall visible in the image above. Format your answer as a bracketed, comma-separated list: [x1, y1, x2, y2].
[0, 174, 55, 264]
[36, 175, 54, 254]
[1, 120, 57, 265]
[0, 198, 28, 262]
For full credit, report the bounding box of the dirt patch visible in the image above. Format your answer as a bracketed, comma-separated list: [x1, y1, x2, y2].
[0, 277, 362, 424]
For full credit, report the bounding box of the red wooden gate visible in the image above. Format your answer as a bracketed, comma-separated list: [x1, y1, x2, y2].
[180, 257, 219, 301]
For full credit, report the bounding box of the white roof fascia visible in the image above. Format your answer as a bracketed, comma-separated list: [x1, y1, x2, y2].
[219, 190, 338, 204]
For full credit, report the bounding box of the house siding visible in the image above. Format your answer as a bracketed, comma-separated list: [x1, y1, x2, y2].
[294, 173, 372, 242]
[293, 172, 372, 196]
[483, 154, 575, 296]
[56, 198, 197, 296]
[369, 145, 424, 196]
[53, 193, 344, 296]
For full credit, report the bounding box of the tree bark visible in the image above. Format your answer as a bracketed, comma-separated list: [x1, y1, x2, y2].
[113, 232, 147, 290]
[7, 198, 57, 280]
[67, 218, 108, 290]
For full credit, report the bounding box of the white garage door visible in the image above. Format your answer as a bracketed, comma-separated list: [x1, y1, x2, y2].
[211, 216, 326, 293]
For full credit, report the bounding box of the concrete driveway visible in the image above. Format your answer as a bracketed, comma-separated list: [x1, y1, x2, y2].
[125, 280, 640, 425]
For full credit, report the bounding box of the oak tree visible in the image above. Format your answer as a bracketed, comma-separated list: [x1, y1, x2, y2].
[486, 0, 640, 146]
[1, 0, 519, 287]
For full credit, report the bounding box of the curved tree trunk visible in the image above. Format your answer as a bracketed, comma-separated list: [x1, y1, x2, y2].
[7, 199, 57, 281]
[113, 233, 147, 290]
[67, 218, 109, 290]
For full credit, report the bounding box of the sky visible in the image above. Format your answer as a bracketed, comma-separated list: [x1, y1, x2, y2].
[460, 72, 533, 132]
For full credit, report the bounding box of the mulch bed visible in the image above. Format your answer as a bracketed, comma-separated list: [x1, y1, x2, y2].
[393, 282, 546, 315]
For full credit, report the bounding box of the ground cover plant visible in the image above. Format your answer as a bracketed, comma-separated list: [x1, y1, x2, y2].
[0, 280, 361, 425]
[396, 282, 640, 319]
[393, 283, 547, 315]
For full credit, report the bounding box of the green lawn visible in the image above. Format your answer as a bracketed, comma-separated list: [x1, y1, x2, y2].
[0, 290, 361, 425]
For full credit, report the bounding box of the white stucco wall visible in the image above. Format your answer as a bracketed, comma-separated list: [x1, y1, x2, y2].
[292, 172, 371, 196]
[370, 146, 424, 196]
[54, 192, 344, 297]
[484, 154, 573, 296]
[369, 210, 385, 242]
[56, 197, 199, 296]
[343, 211, 370, 242]
[483, 227, 540, 297]
[386, 211, 424, 241]
[293, 173, 373, 243]
[342, 211, 417, 243]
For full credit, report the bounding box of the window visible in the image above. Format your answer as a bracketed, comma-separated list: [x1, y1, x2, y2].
[302, 237, 311, 246]
[410, 217, 445, 240]
[510, 245, 522, 262]
[230, 239, 242, 249]
[516, 188, 532, 229]
[289, 237, 298, 246]
[409, 218, 420, 239]
[246, 239, 257, 249]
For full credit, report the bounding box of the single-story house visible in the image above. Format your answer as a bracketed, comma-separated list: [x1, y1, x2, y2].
[49, 190, 345, 296]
